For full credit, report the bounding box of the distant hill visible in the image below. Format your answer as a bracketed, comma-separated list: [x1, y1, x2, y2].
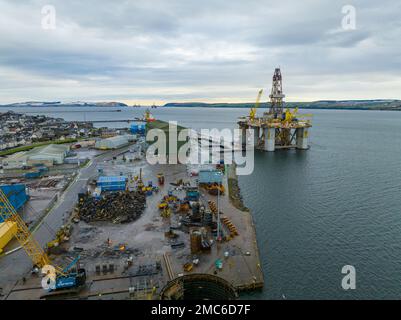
[164, 100, 401, 111]
[2, 100, 401, 111]
[0, 101, 128, 108]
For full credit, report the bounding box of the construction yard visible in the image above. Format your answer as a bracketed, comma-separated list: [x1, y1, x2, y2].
[3, 142, 264, 299]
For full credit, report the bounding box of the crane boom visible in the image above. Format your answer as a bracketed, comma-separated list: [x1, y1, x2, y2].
[0, 188, 86, 292]
[0, 188, 50, 268]
[249, 89, 263, 121]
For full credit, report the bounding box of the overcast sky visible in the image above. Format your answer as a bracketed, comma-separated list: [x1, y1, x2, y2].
[0, 0, 400, 104]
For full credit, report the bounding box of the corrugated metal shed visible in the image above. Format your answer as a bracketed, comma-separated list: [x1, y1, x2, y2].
[0, 184, 28, 222]
[97, 176, 127, 184]
[97, 176, 127, 191]
[25, 144, 69, 165]
[198, 170, 223, 184]
[95, 136, 129, 150]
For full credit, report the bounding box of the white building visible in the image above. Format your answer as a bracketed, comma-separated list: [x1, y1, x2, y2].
[25, 144, 70, 166]
[95, 135, 130, 150]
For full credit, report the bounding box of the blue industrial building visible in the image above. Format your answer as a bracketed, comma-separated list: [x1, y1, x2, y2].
[97, 176, 127, 192]
[0, 184, 29, 222]
[198, 170, 223, 184]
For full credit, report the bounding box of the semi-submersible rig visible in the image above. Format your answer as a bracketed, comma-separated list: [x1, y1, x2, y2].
[238, 68, 312, 151]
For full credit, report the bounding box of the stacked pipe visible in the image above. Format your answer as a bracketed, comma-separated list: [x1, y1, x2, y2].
[221, 217, 239, 238]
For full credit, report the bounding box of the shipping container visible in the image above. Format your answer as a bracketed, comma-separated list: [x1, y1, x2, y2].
[24, 171, 41, 179]
[98, 185, 126, 192]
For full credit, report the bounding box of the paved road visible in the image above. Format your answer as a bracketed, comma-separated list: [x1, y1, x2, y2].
[0, 146, 132, 297]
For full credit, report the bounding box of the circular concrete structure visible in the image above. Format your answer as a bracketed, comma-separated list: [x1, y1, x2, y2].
[160, 274, 238, 300]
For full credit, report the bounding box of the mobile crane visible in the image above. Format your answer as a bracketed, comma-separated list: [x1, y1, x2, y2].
[0, 188, 86, 291]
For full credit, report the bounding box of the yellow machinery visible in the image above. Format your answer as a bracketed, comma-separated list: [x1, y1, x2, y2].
[157, 173, 165, 185]
[183, 263, 193, 272]
[249, 89, 263, 122]
[161, 207, 171, 218]
[0, 220, 18, 254]
[158, 202, 168, 210]
[283, 107, 313, 124]
[46, 224, 71, 250]
[203, 183, 225, 196]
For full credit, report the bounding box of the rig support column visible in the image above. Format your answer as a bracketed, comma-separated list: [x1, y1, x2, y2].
[252, 127, 260, 147]
[264, 127, 275, 152]
[296, 128, 309, 150]
[241, 127, 247, 147]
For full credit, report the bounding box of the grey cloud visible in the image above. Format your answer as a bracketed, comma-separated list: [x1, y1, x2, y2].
[0, 0, 400, 103]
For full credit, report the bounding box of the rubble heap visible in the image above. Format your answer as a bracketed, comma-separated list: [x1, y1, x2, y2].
[77, 191, 146, 223]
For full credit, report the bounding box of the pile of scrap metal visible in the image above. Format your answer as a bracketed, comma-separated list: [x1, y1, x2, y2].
[77, 191, 146, 223]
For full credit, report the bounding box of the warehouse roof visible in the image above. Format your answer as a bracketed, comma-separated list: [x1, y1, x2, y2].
[95, 135, 129, 148]
[4, 151, 27, 161]
[199, 169, 223, 184]
[102, 135, 129, 143]
[26, 144, 69, 157]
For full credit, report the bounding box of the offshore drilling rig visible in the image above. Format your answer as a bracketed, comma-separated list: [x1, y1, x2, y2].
[238, 68, 312, 151]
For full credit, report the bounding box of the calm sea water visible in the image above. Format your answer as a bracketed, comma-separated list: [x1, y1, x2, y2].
[2, 105, 401, 299]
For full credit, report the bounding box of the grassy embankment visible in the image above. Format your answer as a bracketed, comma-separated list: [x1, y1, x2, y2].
[227, 164, 249, 212]
[0, 138, 78, 157]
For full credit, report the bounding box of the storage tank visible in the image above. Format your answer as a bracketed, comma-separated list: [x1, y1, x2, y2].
[190, 229, 202, 254]
[130, 123, 145, 135]
[130, 124, 139, 134]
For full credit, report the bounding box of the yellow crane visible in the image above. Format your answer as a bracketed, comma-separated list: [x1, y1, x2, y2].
[249, 89, 263, 122]
[0, 188, 50, 268]
[0, 188, 86, 291]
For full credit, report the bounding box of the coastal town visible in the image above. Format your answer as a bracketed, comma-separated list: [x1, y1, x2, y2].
[0, 108, 263, 300]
